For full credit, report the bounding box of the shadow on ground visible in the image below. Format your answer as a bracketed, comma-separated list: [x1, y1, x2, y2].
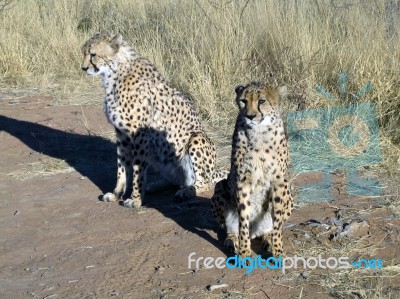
[0, 115, 225, 251]
[1, 115, 115, 192]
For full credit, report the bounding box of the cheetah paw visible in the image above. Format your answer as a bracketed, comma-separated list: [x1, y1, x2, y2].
[272, 248, 286, 258]
[174, 186, 196, 202]
[123, 197, 142, 209]
[102, 192, 118, 202]
[224, 234, 238, 253]
[239, 249, 253, 265]
[239, 249, 252, 258]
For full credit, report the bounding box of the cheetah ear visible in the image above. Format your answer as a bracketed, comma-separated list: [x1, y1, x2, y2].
[235, 85, 245, 95]
[277, 84, 287, 98]
[99, 31, 111, 41]
[110, 34, 123, 51]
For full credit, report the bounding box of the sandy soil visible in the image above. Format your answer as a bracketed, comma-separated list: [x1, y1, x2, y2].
[1, 93, 399, 299]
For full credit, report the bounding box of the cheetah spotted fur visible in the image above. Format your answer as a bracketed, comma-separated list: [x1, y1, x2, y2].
[211, 82, 294, 258]
[81, 32, 225, 208]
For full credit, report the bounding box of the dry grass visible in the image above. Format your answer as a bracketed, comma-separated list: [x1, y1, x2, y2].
[0, 1, 398, 134]
[1, 0, 399, 175]
[278, 194, 400, 298]
[0, 1, 398, 131]
[283, 236, 400, 299]
[7, 158, 74, 180]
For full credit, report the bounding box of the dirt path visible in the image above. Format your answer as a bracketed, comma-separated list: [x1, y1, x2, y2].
[1, 94, 399, 299]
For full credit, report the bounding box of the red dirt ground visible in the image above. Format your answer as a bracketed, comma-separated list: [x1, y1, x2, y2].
[1, 94, 399, 299]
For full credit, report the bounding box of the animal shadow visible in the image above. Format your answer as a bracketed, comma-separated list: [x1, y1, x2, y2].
[0, 115, 225, 250]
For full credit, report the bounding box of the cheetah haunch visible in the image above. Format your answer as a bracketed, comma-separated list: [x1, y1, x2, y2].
[211, 82, 294, 258]
[81, 32, 225, 208]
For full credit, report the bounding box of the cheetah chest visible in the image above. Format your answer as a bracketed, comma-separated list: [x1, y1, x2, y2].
[239, 127, 284, 217]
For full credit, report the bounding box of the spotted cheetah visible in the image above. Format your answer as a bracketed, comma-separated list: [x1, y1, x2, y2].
[81, 32, 225, 208]
[211, 82, 293, 258]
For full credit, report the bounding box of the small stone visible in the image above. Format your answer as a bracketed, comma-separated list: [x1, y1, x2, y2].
[339, 221, 369, 238]
[300, 272, 309, 279]
[207, 284, 228, 291]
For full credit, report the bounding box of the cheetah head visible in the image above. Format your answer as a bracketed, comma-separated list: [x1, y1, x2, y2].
[81, 32, 123, 76]
[235, 82, 287, 127]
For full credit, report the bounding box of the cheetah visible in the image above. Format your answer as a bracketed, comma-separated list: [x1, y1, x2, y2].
[81, 32, 225, 208]
[211, 82, 293, 258]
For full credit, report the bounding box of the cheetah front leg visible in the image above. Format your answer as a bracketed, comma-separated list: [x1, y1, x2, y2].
[282, 181, 294, 223]
[102, 131, 132, 202]
[237, 185, 252, 258]
[211, 179, 239, 253]
[270, 179, 292, 257]
[123, 160, 147, 209]
[175, 132, 216, 201]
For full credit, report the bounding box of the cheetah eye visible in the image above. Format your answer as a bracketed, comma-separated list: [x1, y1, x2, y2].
[240, 99, 247, 104]
[259, 100, 266, 104]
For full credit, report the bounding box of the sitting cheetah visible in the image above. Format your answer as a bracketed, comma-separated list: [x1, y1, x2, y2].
[211, 82, 293, 258]
[81, 32, 225, 208]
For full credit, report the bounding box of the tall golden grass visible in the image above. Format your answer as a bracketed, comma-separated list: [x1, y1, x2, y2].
[0, 0, 399, 172]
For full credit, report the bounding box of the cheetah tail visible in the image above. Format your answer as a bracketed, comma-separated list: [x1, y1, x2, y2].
[212, 169, 229, 184]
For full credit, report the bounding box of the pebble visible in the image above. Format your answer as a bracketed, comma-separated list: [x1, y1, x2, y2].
[207, 283, 228, 291]
[300, 272, 309, 279]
